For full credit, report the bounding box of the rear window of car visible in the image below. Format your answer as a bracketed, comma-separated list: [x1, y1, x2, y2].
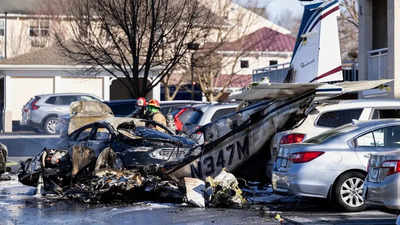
[108, 103, 136, 117]
[45, 97, 56, 104]
[372, 109, 400, 119]
[304, 124, 357, 144]
[316, 109, 363, 128]
[80, 95, 99, 101]
[46, 96, 80, 105]
[211, 107, 236, 121]
[178, 108, 203, 126]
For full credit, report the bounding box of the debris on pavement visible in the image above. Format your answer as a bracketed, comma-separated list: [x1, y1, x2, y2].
[204, 169, 247, 208]
[0, 143, 13, 181]
[18, 147, 249, 208]
[184, 177, 205, 208]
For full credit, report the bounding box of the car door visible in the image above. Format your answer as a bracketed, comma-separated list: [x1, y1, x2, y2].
[353, 125, 400, 170]
[86, 124, 113, 155]
[68, 123, 113, 155]
[68, 125, 95, 149]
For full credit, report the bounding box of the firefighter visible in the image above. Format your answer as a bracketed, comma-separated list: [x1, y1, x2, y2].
[131, 97, 147, 119]
[145, 99, 167, 132]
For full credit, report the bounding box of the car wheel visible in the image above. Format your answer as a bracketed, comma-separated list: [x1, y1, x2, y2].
[333, 171, 366, 212]
[43, 116, 58, 135]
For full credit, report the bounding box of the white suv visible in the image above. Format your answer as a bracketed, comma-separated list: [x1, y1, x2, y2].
[21, 93, 102, 134]
[267, 98, 400, 179]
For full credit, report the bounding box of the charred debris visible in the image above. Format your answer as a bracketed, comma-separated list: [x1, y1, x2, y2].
[18, 148, 247, 208]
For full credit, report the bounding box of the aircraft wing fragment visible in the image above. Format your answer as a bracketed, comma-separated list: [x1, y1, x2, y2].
[228, 83, 319, 101]
[229, 79, 393, 101]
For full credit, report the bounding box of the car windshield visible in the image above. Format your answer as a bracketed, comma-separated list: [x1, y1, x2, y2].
[304, 124, 357, 144]
[118, 125, 196, 146]
[178, 108, 203, 126]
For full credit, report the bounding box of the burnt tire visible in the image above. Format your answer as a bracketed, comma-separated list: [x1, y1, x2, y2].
[43, 116, 58, 135]
[333, 171, 366, 212]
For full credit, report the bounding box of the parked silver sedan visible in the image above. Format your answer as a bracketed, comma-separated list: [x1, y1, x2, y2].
[272, 119, 400, 212]
[364, 150, 400, 210]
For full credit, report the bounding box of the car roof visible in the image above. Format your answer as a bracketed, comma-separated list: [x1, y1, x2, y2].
[104, 99, 137, 104]
[300, 119, 400, 146]
[35, 93, 100, 98]
[316, 98, 400, 110]
[351, 119, 400, 129]
[193, 102, 239, 112]
[160, 100, 205, 104]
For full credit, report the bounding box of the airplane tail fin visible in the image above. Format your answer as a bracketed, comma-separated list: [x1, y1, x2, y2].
[290, 0, 343, 83]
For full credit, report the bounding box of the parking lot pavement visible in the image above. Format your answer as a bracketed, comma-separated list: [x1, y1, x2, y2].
[254, 196, 397, 225]
[0, 134, 397, 225]
[0, 134, 59, 158]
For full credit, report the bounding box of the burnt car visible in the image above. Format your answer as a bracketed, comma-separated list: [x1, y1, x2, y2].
[66, 118, 197, 167]
[19, 101, 199, 195]
[18, 117, 199, 196]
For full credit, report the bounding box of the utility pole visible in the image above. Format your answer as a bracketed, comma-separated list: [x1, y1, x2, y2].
[187, 42, 199, 100]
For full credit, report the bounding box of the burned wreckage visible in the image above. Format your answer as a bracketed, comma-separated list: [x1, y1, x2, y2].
[17, 80, 390, 205]
[16, 0, 392, 206]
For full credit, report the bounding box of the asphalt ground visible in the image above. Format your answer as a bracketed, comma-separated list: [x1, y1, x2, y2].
[0, 174, 397, 225]
[0, 134, 397, 225]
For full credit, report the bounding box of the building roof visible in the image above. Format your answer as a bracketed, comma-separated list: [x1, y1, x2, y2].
[219, 27, 296, 52]
[215, 74, 252, 88]
[0, 0, 57, 14]
[0, 44, 76, 65]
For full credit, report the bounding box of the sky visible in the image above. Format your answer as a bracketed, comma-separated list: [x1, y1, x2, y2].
[235, 0, 304, 21]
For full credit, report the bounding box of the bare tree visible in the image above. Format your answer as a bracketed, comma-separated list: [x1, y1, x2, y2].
[187, 0, 262, 102]
[340, 0, 358, 28]
[50, 0, 212, 98]
[338, 0, 359, 60]
[162, 0, 278, 101]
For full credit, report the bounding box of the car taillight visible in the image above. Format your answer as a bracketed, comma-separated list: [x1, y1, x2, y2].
[280, 133, 305, 144]
[381, 160, 400, 176]
[289, 151, 324, 163]
[174, 108, 188, 131]
[31, 98, 40, 110]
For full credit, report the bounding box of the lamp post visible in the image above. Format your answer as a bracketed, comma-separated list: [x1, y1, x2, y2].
[187, 42, 199, 100]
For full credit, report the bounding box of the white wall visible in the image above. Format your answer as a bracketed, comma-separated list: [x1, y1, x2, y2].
[4, 74, 108, 124]
[56, 77, 104, 99]
[6, 76, 54, 121]
[219, 51, 292, 75]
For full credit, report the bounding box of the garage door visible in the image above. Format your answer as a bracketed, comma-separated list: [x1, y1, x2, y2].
[57, 77, 103, 99]
[10, 77, 54, 121]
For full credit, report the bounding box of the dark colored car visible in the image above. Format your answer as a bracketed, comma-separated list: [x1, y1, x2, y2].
[103, 99, 137, 117]
[103, 99, 204, 118]
[19, 117, 198, 194]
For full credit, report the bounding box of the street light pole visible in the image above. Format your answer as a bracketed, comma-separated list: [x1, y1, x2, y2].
[191, 52, 194, 100]
[187, 42, 199, 100]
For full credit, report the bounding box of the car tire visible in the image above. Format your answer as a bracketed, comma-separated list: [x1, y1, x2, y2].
[43, 116, 58, 135]
[333, 171, 366, 212]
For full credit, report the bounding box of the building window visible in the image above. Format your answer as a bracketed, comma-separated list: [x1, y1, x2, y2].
[29, 20, 49, 37]
[0, 20, 4, 36]
[269, 60, 278, 65]
[240, 60, 249, 68]
[29, 20, 50, 48]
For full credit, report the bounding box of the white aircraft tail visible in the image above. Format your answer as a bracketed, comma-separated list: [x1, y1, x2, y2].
[289, 0, 343, 83]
